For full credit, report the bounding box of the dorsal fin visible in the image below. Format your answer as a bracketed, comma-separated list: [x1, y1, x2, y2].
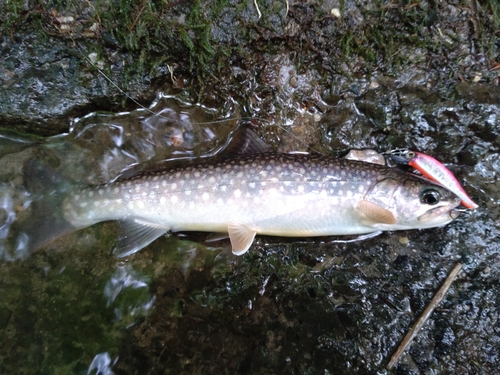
[224, 127, 272, 157]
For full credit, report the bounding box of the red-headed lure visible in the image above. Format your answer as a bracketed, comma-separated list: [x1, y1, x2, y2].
[387, 148, 478, 209]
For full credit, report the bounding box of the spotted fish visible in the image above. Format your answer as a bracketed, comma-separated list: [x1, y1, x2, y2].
[24, 133, 461, 257]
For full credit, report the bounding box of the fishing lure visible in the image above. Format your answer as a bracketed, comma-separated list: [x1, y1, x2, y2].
[386, 148, 478, 209]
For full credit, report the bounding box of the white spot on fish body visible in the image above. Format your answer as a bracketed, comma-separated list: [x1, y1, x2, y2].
[145, 182, 150, 187]
[135, 186, 140, 193]
[209, 177, 215, 183]
[220, 185, 227, 192]
[298, 186, 304, 193]
[162, 180, 167, 187]
[160, 197, 166, 205]
[153, 176, 159, 181]
[93, 201, 99, 207]
[268, 188, 278, 197]
[249, 182, 256, 189]
[237, 171, 244, 178]
[79, 202, 88, 208]
[194, 171, 201, 178]
[320, 190, 328, 198]
[189, 202, 195, 209]
[171, 195, 178, 204]
[234, 189, 241, 198]
[185, 190, 191, 196]
[88, 191, 94, 198]
[171, 183, 177, 190]
[202, 192, 209, 201]
[74, 194, 80, 200]
[113, 187, 119, 194]
[138, 201, 145, 209]
[128, 201, 134, 209]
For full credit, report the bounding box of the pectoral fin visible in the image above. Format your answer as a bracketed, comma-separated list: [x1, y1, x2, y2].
[355, 200, 397, 225]
[116, 218, 169, 257]
[227, 222, 257, 256]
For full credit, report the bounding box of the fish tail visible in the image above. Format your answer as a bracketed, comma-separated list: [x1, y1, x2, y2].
[21, 161, 77, 251]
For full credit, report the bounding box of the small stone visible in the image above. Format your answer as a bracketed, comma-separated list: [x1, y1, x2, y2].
[399, 236, 409, 245]
[331, 8, 341, 18]
[56, 16, 75, 23]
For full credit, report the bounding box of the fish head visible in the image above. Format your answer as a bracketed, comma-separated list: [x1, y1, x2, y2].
[363, 175, 461, 230]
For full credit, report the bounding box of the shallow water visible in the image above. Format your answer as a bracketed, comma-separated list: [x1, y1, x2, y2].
[0, 90, 499, 374]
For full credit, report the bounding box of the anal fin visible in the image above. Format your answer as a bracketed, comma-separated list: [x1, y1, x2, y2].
[227, 222, 257, 256]
[116, 218, 169, 257]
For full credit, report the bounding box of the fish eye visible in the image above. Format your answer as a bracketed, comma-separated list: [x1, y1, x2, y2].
[420, 188, 441, 205]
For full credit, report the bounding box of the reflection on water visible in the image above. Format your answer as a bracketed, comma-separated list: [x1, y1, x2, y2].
[104, 264, 156, 321]
[88, 352, 117, 375]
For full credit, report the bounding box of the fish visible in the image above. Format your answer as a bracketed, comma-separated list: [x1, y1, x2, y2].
[23, 131, 461, 257]
[386, 148, 478, 209]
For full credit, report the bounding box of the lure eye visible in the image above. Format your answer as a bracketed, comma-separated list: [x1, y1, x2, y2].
[406, 151, 416, 158]
[420, 188, 441, 205]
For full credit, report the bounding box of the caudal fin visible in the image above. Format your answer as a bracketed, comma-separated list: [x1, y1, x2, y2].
[21, 161, 77, 251]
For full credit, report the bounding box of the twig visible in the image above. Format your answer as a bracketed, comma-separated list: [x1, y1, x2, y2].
[254, 0, 262, 19]
[387, 262, 463, 370]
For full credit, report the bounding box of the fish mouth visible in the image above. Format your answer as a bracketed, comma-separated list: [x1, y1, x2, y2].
[417, 198, 461, 223]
